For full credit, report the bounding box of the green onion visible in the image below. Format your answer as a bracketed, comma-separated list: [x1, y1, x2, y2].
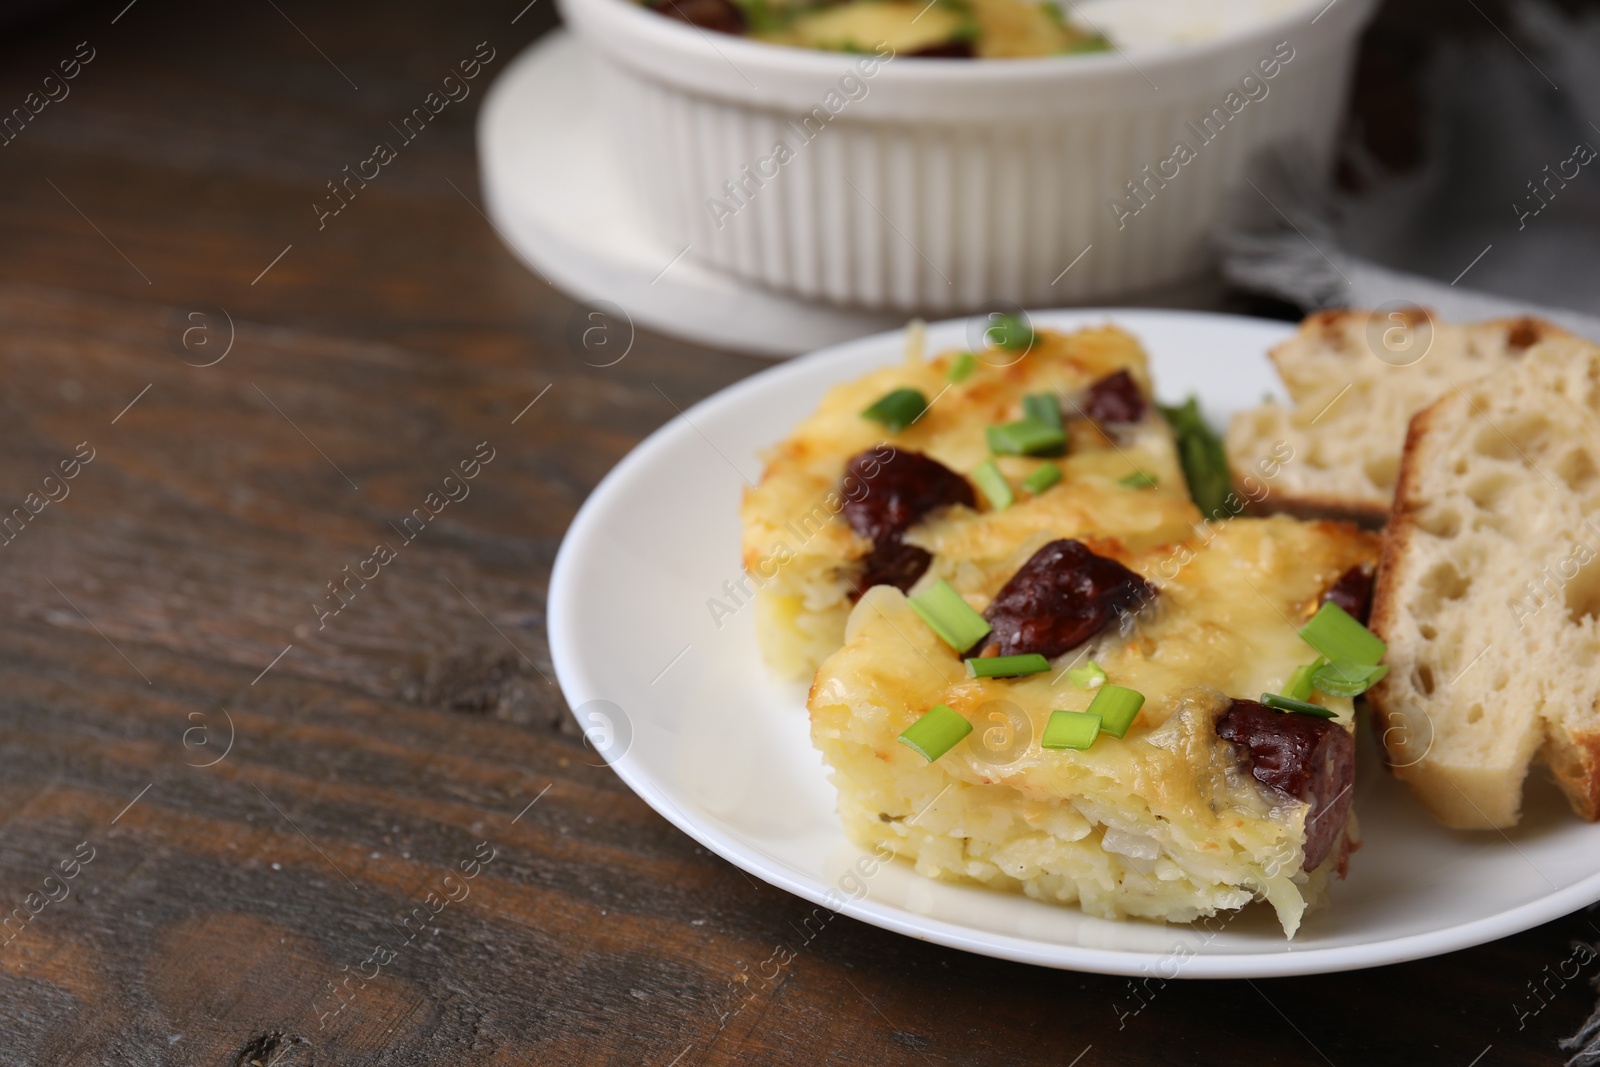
[987, 419, 1066, 457]
[971, 460, 1013, 510]
[947, 352, 978, 383]
[1284, 657, 1326, 702]
[861, 388, 928, 433]
[1062, 33, 1112, 53]
[1089, 684, 1145, 738]
[897, 704, 973, 762]
[1259, 692, 1338, 719]
[1158, 397, 1231, 519]
[1118, 471, 1158, 489]
[1041, 710, 1102, 750]
[1023, 393, 1063, 431]
[1021, 462, 1062, 495]
[1300, 602, 1387, 667]
[734, 0, 789, 32]
[966, 653, 1050, 679]
[986, 313, 1033, 352]
[907, 579, 992, 653]
[1067, 660, 1106, 689]
[1312, 660, 1390, 698]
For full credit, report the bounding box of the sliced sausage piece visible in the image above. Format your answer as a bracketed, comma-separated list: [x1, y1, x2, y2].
[841, 448, 974, 594]
[1320, 565, 1373, 624]
[1083, 369, 1147, 426]
[981, 539, 1155, 658]
[1215, 698, 1356, 871]
[908, 40, 975, 57]
[857, 540, 933, 594]
[654, 0, 745, 34]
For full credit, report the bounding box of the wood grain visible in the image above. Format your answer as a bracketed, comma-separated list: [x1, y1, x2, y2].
[0, 0, 1595, 1064]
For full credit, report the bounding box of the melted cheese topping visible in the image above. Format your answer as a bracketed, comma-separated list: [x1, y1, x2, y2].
[809, 516, 1379, 933]
[741, 325, 1198, 676]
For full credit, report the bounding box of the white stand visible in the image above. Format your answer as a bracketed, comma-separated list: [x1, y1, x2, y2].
[476, 31, 907, 358]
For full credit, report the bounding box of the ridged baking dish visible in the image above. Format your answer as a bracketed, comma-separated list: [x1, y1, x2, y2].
[559, 0, 1376, 311]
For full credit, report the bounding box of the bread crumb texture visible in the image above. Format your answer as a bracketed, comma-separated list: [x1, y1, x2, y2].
[1225, 310, 1574, 521]
[1369, 338, 1600, 828]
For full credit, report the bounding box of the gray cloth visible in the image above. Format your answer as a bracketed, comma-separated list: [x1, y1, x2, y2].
[1219, 7, 1600, 1062]
[1218, 0, 1600, 342]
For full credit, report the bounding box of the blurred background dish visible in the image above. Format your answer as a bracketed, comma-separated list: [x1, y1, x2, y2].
[479, 31, 908, 357]
[641, 0, 1112, 60]
[554, 0, 1376, 312]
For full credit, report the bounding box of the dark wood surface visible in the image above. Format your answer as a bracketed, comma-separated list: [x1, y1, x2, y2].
[0, 1, 1595, 1064]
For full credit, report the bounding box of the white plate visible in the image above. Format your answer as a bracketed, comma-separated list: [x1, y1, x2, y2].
[548, 308, 1600, 978]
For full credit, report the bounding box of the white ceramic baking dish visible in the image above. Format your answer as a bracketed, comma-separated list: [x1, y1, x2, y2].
[558, 0, 1377, 312]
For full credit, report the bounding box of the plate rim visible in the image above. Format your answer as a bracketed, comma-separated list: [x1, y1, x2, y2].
[549, 306, 1600, 977]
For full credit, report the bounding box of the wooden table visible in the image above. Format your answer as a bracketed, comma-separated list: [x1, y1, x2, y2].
[0, 1, 1592, 1063]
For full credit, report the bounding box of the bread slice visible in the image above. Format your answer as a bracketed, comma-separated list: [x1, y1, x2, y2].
[1225, 310, 1571, 522]
[1369, 339, 1600, 828]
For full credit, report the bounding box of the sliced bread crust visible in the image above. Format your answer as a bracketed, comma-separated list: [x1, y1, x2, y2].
[1226, 310, 1571, 523]
[1369, 339, 1600, 828]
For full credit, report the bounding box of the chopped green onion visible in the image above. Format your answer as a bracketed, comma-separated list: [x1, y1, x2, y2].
[861, 388, 928, 433]
[1118, 471, 1158, 489]
[1067, 660, 1107, 689]
[907, 579, 992, 653]
[986, 313, 1034, 352]
[1312, 660, 1390, 698]
[947, 352, 978, 382]
[1042, 710, 1102, 750]
[966, 653, 1050, 679]
[1062, 32, 1111, 53]
[1023, 393, 1063, 431]
[897, 704, 973, 762]
[1089, 684, 1145, 738]
[1300, 602, 1387, 667]
[971, 460, 1013, 510]
[737, 0, 787, 32]
[1260, 692, 1338, 719]
[1158, 397, 1231, 519]
[1021, 462, 1062, 495]
[1284, 657, 1327, 702]
[987, 419, 1066, 457]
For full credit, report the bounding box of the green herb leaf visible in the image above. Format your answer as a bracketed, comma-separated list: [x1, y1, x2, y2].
[1259, 692, 1339, 719]
[1300, 601, 1387, 667]
[1023, 393, 1063, 431]
[1284, 657, 1327, 702]
[907, 579, 991, 653]
[862, 388, 929, 433]
[1118, 470, 1158, 489]
[1067, 660, 1107, 689]
[947, 352, 978, 382]
[985, 313, 1034, 353]
[987, 419, 1067, 457]
[1311, 660, 1390, 698]
[1061, 32, 1111, 53]
[1158, 397, 1231, 519]
[971, 460, 1013, 510]
[1088, 684, 1145, 738]
[965, 653, 1051, 679]
[1021, 462, 1062, 495]
[1041, 710, 1102, 750]
[898, 704, 973, 762]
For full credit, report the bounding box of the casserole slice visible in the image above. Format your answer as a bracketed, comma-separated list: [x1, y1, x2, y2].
[741, 323, 1196, 678]
[809, 515, 1380, 936]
